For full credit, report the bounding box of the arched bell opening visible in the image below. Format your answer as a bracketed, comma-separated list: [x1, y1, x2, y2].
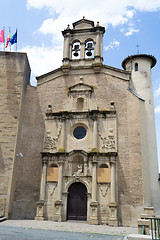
[67, 182, 87, 221]
[72, 41, 81, 59]
[85, 40, 94, 58]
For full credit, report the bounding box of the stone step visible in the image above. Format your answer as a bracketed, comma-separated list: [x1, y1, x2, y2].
[127, 234, 152, 240]
[0, 215, 7, 223]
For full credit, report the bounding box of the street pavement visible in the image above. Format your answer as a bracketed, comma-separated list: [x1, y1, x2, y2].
[0, 220, 138, 240]
[0, 225, 126, 240]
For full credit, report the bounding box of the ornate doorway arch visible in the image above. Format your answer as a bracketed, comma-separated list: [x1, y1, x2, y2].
[67, 182, 87, 221]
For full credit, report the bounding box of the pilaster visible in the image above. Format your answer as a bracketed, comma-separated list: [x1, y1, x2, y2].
[35, 157, 47, 220]
[109, 156, 118, 226]
[90, 155, 99, 224]
[54, 158, 64, 222]
[92, 115, 98, 150]
[60, 116, 66, 150]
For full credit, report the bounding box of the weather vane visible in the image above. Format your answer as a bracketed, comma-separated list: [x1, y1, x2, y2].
[136, 44, 140, 54]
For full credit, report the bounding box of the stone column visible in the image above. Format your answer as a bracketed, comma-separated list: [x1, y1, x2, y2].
[60, 117, 66, 150]
[109, 156, 118, 227]
[57, 160, 63, 201]
[100, 33, 103, 59]
[95, 31, 100, 57]
[35, 157, 47, 220]
[89, 155, 99, 225]
[55, 159, 64, 222]
[92, 158, 97, 202]
[40, 158, 47, 201]
[110, 157, 116, 203]
[63, 32, 70, 61]
[93, 116, 98, 150]
[84, 158, 88, 176]
[80, 42, 85, 59]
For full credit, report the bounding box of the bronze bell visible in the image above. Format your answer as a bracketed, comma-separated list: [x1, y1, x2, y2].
[86, 50, 92, 56]
[86, 42, 93, 56]
[73, 51, 79, 57]
[73, 44, 80, 57]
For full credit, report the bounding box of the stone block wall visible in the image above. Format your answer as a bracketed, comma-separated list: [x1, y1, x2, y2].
[37, 66, 144, 226]
[11, 86, 45, 219]
[0, 52, 30, 217]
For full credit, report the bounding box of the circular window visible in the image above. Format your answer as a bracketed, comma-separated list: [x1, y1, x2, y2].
[73, 126, 87, 139]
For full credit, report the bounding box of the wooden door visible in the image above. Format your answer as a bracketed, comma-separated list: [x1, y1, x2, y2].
[67, 182, 87, 221]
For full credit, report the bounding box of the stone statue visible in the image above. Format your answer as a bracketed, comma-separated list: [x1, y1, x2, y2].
[73, 164, 83, 177]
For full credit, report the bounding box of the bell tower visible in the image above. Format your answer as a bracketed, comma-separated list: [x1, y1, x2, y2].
[62, 17, 105, 71]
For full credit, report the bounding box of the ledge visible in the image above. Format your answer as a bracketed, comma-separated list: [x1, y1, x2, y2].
[127, 234, 151, 240]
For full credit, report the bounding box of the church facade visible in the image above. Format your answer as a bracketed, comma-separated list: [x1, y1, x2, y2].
[0, 18, 159, 227]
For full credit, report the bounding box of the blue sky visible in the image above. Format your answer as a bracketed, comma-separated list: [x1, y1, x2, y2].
[0, 0, 160, 170]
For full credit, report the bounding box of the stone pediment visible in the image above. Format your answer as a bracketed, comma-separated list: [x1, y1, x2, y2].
[68, 82, 94, 95]
[73, 18, 94, 30]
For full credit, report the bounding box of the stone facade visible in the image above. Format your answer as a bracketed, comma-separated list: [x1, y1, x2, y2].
[0, 18, 159, 227]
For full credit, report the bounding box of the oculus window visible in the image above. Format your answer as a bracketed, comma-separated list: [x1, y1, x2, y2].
[73, 126, 86, 139]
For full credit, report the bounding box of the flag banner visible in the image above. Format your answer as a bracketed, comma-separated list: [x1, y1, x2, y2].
[5, 33, 11, 48]
[0, 29, 4, 42]
[9, 30, 17, 45]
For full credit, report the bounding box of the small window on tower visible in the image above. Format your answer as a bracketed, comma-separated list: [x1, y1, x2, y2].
[135, 63, 138, 71]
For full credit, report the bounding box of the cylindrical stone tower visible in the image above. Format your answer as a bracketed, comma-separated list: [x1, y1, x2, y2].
[122, 54, 160, 214]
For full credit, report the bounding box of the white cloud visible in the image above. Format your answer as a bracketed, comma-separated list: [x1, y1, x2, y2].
[27, 0, 160, 12]
[24, 0, 160, 76]
[27, 0, 160, 44]
[125, 27, 139, 36]
[121, 22, 140, 36]
[155, 105, 160, 114]
[155, 85, 160, 97]
[105, 40, 120, 51]
[20, 45, 62, 76]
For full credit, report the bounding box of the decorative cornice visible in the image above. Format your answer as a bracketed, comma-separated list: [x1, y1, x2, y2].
[41, 151, 117, 159]
[46, 109, 116, 119]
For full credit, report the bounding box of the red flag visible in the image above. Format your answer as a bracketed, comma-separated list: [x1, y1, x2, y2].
[0, 29, 4, 42]
[5, 33, 11, 48]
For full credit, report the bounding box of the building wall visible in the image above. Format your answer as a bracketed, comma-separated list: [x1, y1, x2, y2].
[124, 56, 160, 214]
[0, 51, 154, 227]
[36, 66, 144, 226]
[117, 91, 143, 226]
[11, 86, 45, 219]
[0, 52, 30, 217]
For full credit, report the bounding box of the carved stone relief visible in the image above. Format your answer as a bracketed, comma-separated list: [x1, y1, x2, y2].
[43, 125, 62, 151]
[99, 184, 110, 197]
[47, 183, 57, 196]
[99, 128, 116, 151]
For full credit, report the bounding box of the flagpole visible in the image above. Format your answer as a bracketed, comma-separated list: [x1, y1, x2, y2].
[9, 27, 11, 52]
[16, 28, 17, 52]
[3, 26, 5, 51]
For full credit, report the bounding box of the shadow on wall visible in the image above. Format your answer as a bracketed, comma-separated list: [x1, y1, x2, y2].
[11, 86, 45, 219]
